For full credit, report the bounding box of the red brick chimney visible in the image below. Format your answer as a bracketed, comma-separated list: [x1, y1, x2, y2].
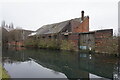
[81, 11, 84, 21]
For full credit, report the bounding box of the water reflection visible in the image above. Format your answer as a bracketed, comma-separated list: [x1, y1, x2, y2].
[2, 47, 120, 79]
[4, 59, 67, 78]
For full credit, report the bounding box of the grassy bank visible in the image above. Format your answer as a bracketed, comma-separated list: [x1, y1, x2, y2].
[0, 65, 10, 79]
[24, 39, 77, 51]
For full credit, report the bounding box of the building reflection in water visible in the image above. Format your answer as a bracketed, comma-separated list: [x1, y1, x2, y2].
[113, 59, 120, 80]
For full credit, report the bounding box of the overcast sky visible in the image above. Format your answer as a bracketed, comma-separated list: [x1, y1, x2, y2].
[0, 0, 119, 34]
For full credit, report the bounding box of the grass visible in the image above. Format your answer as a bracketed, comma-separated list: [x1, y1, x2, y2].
[0, 65, 10, 79]
[25, 38, 77, 51]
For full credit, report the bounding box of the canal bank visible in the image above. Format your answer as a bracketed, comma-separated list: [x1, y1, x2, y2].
[0, 65, 10, 79]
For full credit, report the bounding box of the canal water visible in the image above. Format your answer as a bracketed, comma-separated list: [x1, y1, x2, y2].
[2, 47, 120, 79]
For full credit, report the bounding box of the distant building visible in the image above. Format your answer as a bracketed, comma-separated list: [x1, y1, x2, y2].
[9, 29, 34, 41]
[1, 21, 14, 32]
[0, 21, 34, 46]
[1, 27, 9, 45]
[9, 23, 14, 28]
[5, 23, 14, 32]
[6, 29, 34, 46]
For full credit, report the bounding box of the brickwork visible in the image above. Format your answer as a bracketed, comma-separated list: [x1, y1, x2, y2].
[27, 11, 114, 53]
[68, 33, 79, 50]
[95, 29, 113, 52]
[56, 29, 113, 51]
[71, 17, 89, 33]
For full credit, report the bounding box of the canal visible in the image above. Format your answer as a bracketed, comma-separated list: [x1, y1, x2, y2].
[2, 47, 120, 79]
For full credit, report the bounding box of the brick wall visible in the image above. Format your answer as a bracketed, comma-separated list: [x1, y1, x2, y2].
[71, 17, 89, 33]
[67, 29, 113, 52]
[95, 29, 113, 52]
[68, 33, 79, 50]
[59, 29, 113, 52]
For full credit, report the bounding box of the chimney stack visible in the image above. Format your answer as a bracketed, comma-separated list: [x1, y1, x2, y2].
[81, 11, 84, 21]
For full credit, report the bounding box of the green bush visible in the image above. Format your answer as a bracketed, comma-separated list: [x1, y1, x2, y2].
[38, 39, 60, 49]
[38, 39, 47, 48]
[24, 38, 38, 47]
[24, 37, 76, 51]
[47, 39, 60, 49]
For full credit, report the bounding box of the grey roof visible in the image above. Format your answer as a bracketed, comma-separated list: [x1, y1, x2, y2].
[36, 20, 70, 35]
[36, 17, 85, 35]
[71, 18, 82, 23]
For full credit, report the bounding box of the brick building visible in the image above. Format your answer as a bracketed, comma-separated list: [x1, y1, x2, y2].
[32, 11, 89, 39]
[7, 29, 34, 46]
[29, 11, 113, 52]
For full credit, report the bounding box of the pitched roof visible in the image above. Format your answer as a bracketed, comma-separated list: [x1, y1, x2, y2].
[36, 20, 70, 35]
[35, 17, 88, 35]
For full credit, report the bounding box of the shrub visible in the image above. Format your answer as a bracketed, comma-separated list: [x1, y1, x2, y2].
[60, 40, 76, 51]
[24, 38, 38, 47]
[38, 39, 47, 48]
[24, 38, 76, 51]
[38, 39, 60, 49]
